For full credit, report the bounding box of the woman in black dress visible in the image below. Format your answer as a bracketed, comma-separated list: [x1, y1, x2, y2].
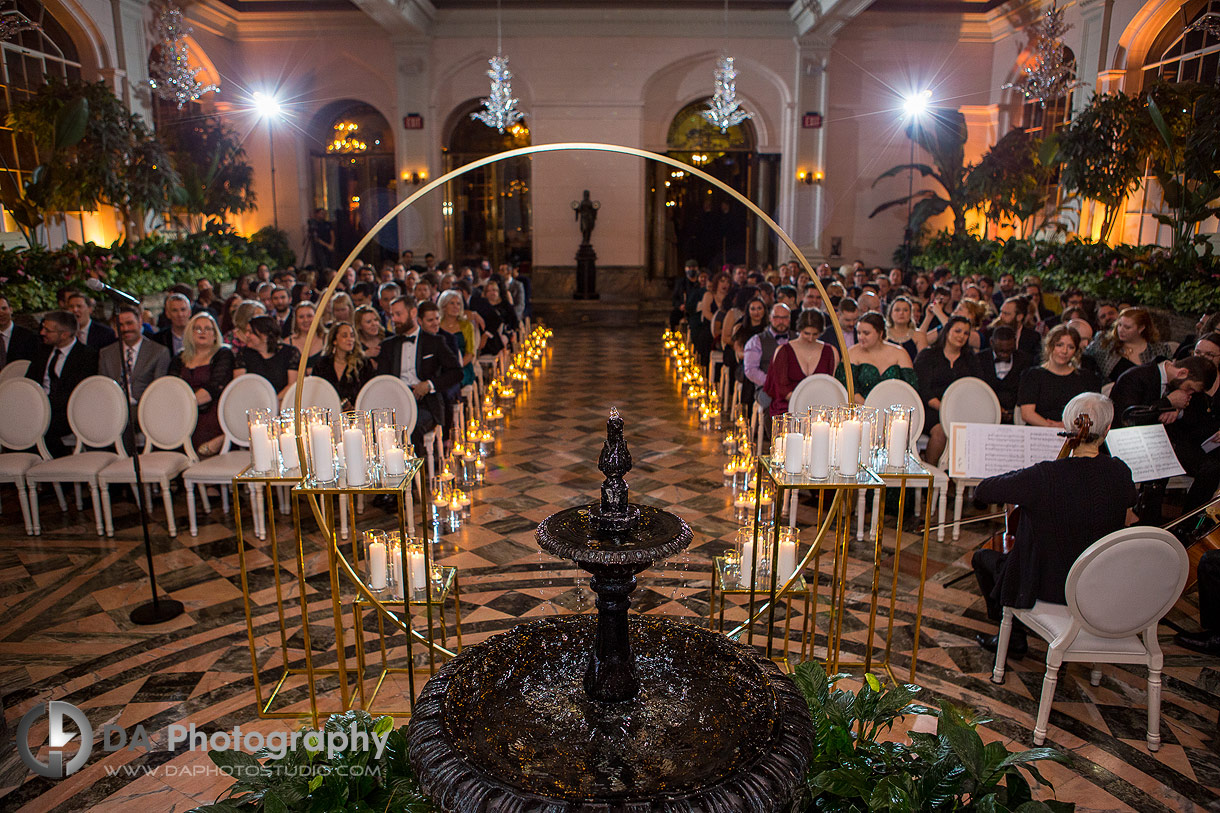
[234, 315, 300, 399]
[915, 315, 981, 464]
[169, 312, 235, 456]
[972, 392, 1137, 655]
[473, 277, 519, 357]
[1017, 324, 1101, 427]
[312, 321, 373, 410]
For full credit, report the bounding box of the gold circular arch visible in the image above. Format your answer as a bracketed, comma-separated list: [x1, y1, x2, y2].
[291, 142, 856, 656]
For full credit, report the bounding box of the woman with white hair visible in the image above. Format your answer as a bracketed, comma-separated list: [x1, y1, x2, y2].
[971, 392, 1137, 658]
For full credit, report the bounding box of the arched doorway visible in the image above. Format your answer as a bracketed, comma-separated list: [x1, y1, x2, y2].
[646, 99, 777, 277]
[309, 101, 397, 266]
[443, 103, 532, 269]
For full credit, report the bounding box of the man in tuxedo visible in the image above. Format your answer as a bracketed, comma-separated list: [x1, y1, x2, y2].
[66, 291, 117, 349]
[977, 326, 1033, 423]
[100, 306, 171, 409]
[0, 294, 39, 368]
[26, 311, 99, 457]
[378, 295, 462, 451]
[153, 293, 192, 358]
[821, 297, 859, 348]
[1112, 355, 1217, 521]
[270, 286, 293, 337]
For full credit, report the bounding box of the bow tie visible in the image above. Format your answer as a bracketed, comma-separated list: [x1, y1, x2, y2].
[403, 334, 417, 343]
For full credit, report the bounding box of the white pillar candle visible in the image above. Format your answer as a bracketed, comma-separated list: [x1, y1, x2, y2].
[887, 416, 909, 466]
[778, 538, 798, 582]
[342, 428, 367, 486]
[385, 447, 406, 476]
[278, 432, 300, 470]
[309, 424, 335, 481]
[368, 541, 387, 590]
[783, 431, 804, 474]
[376, 426, 397, 467]
[838, 419, 862, 476]
[808, 420, 831, 479]
[741, 538, 754, 589]
[250, 425, 274, 472]
[408, 548, 426, 591]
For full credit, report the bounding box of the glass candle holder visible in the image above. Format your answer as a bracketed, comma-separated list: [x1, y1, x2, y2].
[857, 406, 881, 470]
[304, 406, 336, 484]
[369, 407, 395, 472]
[362, 530, 389, 592]
[247, 407, 275, 474]
[805, 407, 833, 479]
[783, 413, 808, 475]
[378, 424, 408, 477]
[339, 411, 373, 487]
[884, 404, 915, 469]
[276, 409, 301, 471]
[736, 526, 772, 590]
[776, 526, 799, 582]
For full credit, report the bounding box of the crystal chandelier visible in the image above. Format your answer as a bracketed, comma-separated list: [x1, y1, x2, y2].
[702, 0, 752, 133]
[0, 3, 39, 42]
[1186, 10, 1220, 38]
[326, 122, 367, 154]
[147, 1, 218, 110]
[471, 0, 526, 133]
[1003, 2, 1083, 107]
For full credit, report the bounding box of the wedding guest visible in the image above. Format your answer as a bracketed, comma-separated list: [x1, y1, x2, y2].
[764, 309, 838, 416]
[26, 311, 98, 457]
[170, 313, 234, 456]
[235, 315, 300, 398]
[1084, 306, 1171, 383]
[916, 316, 980, 464]
[312, 321, 373, 409]
[355, 304, 386, 361]
[1018, 325, 1101, 427]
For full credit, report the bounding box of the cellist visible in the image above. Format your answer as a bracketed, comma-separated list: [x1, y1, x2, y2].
[972, 392, 1138, 660]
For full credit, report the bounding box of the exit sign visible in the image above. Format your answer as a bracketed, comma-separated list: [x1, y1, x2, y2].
[403, 113, 424, 130]
[802, 112, 823, 129]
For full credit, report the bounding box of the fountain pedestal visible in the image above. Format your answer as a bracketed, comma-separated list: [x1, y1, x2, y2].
[408, 409, 812, 812]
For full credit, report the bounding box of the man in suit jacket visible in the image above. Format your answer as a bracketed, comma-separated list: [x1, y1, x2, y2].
[26, 311, 100, 457]
[66, 291, 117, 349]
[378, 295, 462, 451]
[153, 293, 192, 358]
[1112, 355, 1217, 521]
[977, 326, 1034, 423]
[0, 294, 39, 368]
[100, 306, 172, 408]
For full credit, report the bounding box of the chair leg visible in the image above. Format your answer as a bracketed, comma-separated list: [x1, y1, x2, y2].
[1090, 668, 1102, 687]
[52, 483, 67, 512]
[937, 485, 947, 542]
[218, 487, 227, 515]
[278, 485, 290, 516]
[1032, 649, 1064, 746]
[187, 483, 199, 537]
[29, 483, 41, 535]
[870, 488, 882, 540]
[913, 485, 923, 518]
[856, 490, 867, 541]
[1147, 666, 1163, 751]
[75, 483, 84, 510]
[992, 609, 1013, 684]
[89, 484, 104, 536]
[339, 494, 349, 540]
[953, 482, 965, 540]
[16, 480, 33, 535]
[162, 480, 177, 537]
[100, 483, 115, 537]
[250, 485, 264, 539]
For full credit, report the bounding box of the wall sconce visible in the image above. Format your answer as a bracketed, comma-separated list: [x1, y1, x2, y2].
[402, 169, 428, 185]
[797, 169, 823, 185]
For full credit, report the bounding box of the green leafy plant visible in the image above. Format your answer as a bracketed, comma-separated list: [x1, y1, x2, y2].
[187, 710, 435, 813]
[250, 226, 297, 269]
[0, 94, 88, 247]
[965, 128, 1060, 239]
[163, 114, 257, 232]
[794, 661, 1074, 812]
[871, 109, 973, 239]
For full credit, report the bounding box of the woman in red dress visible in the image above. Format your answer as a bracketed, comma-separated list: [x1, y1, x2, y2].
[764, 309, 838, 416]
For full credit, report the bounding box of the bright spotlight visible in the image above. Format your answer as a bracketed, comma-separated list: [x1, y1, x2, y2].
[252, 91, 282, 119]
[902, 89, 932, 118]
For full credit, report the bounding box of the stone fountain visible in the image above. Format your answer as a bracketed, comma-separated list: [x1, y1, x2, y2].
[408, 409, 812, 812]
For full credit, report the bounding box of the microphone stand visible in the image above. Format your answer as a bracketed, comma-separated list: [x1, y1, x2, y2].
[108, 295, 185, 625]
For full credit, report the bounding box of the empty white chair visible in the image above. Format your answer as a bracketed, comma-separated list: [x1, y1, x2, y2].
[0, 378, 52, 535]
[183, 374, 277, 538]
[991, 527, 1187, 751]
[860, 379, 950, 541]
[98, 377, 198, 538]
[788, 373, 848, 415]
[281, 375, 343, 416]
[0, 359, 30, 382]
[26, 376, 129, 536]
[940, 376, 1002, 540]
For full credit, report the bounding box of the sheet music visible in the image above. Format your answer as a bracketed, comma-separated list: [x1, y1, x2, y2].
[949, 423, 1067, 479]
[1105, 425, 1187, 483]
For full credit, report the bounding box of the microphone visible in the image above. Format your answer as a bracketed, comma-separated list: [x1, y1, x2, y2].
[84, 278, 140, 307]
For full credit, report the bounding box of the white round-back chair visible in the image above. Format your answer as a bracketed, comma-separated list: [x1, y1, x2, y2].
[0, 378, 52, 534]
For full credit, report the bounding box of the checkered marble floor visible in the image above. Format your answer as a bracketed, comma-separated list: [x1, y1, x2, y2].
[1, 326, 1218, 812]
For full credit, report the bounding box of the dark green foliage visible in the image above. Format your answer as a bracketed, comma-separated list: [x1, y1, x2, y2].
[965, 128, 1060, 238]
[6, 77, 180, 243]
[163, 114, 257, 230]
[186, 710, 435, 813]
[796, 662, 1074, 812]
[871, 109, 972, 238]
[250, 226, 297, 269]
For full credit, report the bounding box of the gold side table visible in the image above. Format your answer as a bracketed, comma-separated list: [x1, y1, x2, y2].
[711, 555, 811, 670]
[352, 565, 462, 716]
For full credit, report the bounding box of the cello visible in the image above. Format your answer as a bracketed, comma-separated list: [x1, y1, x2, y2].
[984, 412, 1094, 554]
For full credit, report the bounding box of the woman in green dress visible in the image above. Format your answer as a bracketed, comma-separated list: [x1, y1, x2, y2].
[834, 311, 918, 404]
